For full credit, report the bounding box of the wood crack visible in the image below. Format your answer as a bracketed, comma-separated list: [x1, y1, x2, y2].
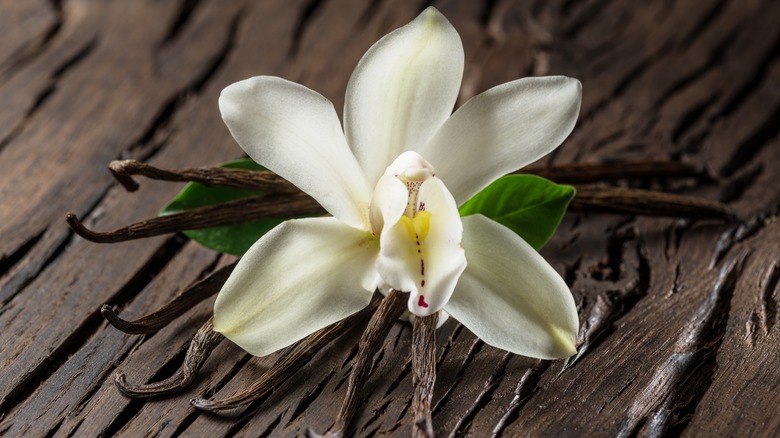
[717, 162, 762, 204]
[654, 28, 738, 118]
[712, 9, 780, 121]
[580, 51, 661, 125]
[114, 318, 224, 397]
[0, 236, 185, 416]
[160, 0, 203, 47]
[566, 240, 650, 369]
[359, 398, 392, 435]
[290, 370, 336, 423]
[0, 38, 96, 153]
[431, 339, 484, 416]
[357, 0, 383, 32]
[218, 365, 288, 438]
[128, 5, 245, 160]
[711, 199, 780, 268]
[447, 352, 512, 437]
[562, 0, 615, 39]
[288, 0, 326, 57]
[102, 258, 230, 334]
[719, 100, 780, 177]
[169, 353, 254, 438]
[671, 93, 719, 146]
[0, 229, 45, 279]
[759, 259, 780, 336]
[0, 0, 63, 79]
[491, 360, 550, 437]
[255, 411, 285, 438]
[0, 228, 73, 306]
[382, 359, 412, 397]
[0, 166, 120, 305]
[70, 336, 143, 417]
[435, 324, 465, 371]
[617, 251, 748, 437]
[678, 0, 728, 50]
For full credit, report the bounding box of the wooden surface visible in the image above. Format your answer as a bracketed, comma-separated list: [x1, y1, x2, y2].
[0, 0, 778, 436]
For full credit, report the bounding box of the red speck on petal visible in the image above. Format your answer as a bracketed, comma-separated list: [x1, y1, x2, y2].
[418, 295, 429, 308]
[420, 259, 425, 276]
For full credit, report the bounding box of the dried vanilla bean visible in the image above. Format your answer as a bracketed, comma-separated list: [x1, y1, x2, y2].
[91, 159, 734, 249]
[111, 159, 708, 193]
[102, 261, 237, 334]
[114, 317, 223, 397]
[570, 186, 735, 220]
[66, 193, 324, 243]
[109, 159, 298, 193]
[522, 160, 710, 183]
[311, 289, 407, 438]
[412, 313, 439, 438]
[191, 295, 382, 411]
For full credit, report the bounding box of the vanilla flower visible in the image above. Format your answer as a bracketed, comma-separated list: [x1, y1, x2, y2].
[214, 7, 581, 360]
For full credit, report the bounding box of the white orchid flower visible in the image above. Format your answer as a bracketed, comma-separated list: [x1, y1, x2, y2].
[213, 7, 581, 360]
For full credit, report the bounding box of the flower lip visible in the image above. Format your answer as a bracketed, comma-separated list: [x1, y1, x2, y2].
[369, 151, 439, 236]
[372, 152, 467, 317]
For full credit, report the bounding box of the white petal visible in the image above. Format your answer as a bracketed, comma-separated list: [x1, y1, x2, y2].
[213, 218, 378, 357]
[377, 178, 466, 317]
[344, 7, 464, 188]
[376, 219, 418, 294]
[444, 215, 578, 359]
[420, 76, 582, 205]
[368, 172, 408, 236]
[220, 76, 372, 230]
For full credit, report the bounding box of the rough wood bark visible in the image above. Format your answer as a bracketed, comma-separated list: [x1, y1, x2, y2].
[0, 0, 779, 436]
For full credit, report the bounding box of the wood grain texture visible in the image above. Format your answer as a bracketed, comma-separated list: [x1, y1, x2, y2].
[1, 0, 778, 436]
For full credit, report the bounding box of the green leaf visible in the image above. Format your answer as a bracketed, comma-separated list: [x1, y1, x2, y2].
[161, 158, 295, 256]
[458, 175, 575, 249]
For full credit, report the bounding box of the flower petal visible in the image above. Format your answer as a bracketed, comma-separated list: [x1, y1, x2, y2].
[377, 177, 466, 317]
[444, 215, 578, 359]
[369, 172, 408, 236]
[344, 7, 464, 188]
[220, 76, 372, 230]
[420, 76, 582, 205]
[213, 217, 378, 357]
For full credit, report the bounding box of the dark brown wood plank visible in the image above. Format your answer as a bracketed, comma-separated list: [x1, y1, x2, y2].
[0, 0, 246, 415]
[1, 0, 779, 436]
[0, 0, 244, 302]
[0, 243, 219, 437]
[0, 0, 56, 76]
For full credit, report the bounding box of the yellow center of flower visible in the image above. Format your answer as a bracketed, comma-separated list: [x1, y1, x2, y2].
[400, 210, 431, 241]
